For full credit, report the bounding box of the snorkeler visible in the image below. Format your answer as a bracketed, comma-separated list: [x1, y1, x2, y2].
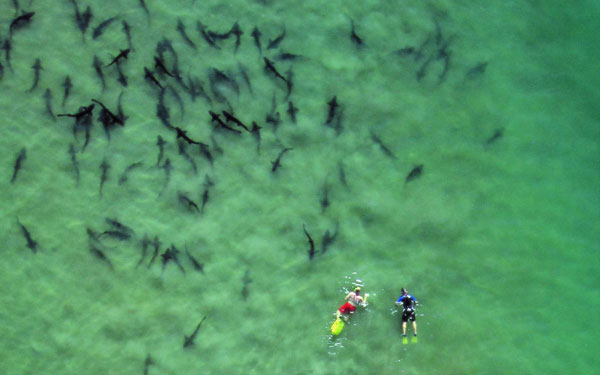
[396, 288, 418, 337]
[336, 286, 369, 321]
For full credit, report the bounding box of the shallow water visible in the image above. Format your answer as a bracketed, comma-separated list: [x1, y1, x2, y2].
[1, 0, 598, 374]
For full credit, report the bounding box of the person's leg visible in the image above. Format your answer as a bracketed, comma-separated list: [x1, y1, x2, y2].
[402, 322, 407, 336]
[412, 321, 417, 336]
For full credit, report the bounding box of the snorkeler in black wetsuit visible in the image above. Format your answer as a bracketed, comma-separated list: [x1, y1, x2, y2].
[395, 288, 418, 337]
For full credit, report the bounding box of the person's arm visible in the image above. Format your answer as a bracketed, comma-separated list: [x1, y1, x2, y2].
[395, 296, 403, 306]
[344, 292, 352, 301]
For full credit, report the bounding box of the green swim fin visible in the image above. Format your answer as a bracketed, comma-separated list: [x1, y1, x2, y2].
[411, 335, 418, 344]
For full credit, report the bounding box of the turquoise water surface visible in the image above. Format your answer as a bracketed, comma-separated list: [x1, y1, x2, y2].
[1, 1, 598, 374]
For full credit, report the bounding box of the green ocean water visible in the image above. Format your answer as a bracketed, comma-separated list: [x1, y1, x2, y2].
[1, 0, 598, 374]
